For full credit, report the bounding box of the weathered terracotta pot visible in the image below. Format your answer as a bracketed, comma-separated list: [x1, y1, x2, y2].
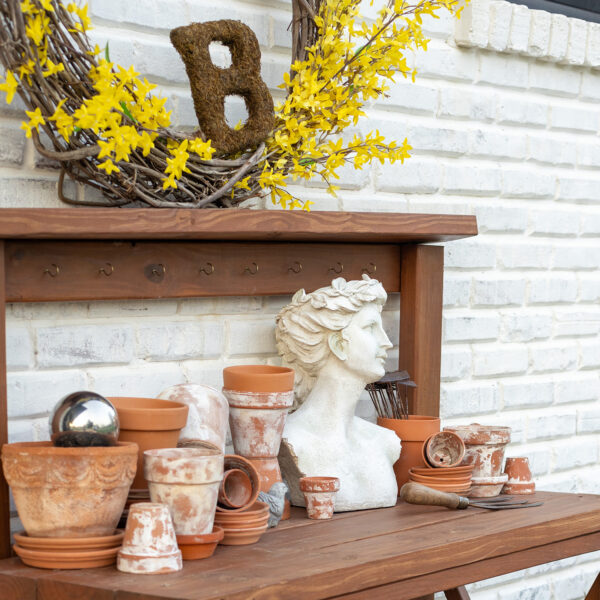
[503, 457, 535, 495]
[144, 447, 224, 535]
[444, 424, 511, 478]
[377, 416, 441, 493]
[218, 469, 253, 509]
[422, 431, 465, 468]
[469, 474, 508, 497]
[1, 441, 137, 538]
[222, 366, 294, 496]
[158, 384, 229, 452]
[299, 476, 340, 520]
[110, 397, 189, 490]
[117, 502, 182, 574]
[216, 455, 261, 513]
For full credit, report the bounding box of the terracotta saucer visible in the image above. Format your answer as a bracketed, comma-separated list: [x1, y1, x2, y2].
[177, 526, 224, 560]
[409, 479, 471, 493]
[14, 544, 119, 569]
[14, 530, 123, 552]
[220, 523, 268, 546]
[215, 501, 269, 520]
[214, 513, 269, 530]
[410, 465, 474, 476]
[409, 472, 471, 485]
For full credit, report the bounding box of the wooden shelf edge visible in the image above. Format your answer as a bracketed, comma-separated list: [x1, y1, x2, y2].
[0, 208, 477, 243]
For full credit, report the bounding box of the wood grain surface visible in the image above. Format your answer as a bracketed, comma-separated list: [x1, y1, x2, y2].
[0, 492, 598, 600]
[0, 242, 9, 560]
[0, 209, 477, 243]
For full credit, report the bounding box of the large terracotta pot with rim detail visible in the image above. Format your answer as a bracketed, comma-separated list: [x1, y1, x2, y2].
[109, 397, 189, 490]
[144, 447, 223, 535]
[2, 441, 137, 538]
[377, 415, 441, 494]
[222, 366, 294, 499]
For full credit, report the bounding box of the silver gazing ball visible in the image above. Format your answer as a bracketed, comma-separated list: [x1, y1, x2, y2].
[50, 391, 119, 447]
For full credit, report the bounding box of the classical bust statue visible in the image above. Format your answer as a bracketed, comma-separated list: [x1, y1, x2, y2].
[276, 275, 401, 511]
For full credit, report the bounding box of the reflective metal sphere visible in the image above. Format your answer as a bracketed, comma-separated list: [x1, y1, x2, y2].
[50, 391, 119, 447]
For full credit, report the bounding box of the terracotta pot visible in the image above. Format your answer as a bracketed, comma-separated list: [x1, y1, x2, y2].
[218, 469, 252, 509]
[14, 544, 119, 569]
[159, 384, 229, 452]
[144, 447, 223, 535]
[377, 416, 441, 493]
[1, 441, 137, 538]
[422, 431, 465, 468]
[299, 476, 340, 520]
[216, 455, 260, 513]
[176, 526, 224, 560]
[223, 366, 294, 515]
[444, 424, 511, 479]
[109, 397, 189, 490]
[469, 474, 508, 498]
[503, 457, 535, 495]
[14, 530, 123, 552]
[117, 502, 182, 574]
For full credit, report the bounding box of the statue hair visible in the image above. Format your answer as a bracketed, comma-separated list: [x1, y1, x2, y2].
[275, 275, 387, 409]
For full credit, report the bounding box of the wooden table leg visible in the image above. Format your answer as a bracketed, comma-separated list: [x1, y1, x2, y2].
[445, 587, 471, 600]
[399, 244, 444, 417]
[586, 574, 600, 599]
[0, 241, 9, 558]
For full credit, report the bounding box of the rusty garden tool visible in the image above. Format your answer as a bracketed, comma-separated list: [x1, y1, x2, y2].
[400, 482, 544, 510]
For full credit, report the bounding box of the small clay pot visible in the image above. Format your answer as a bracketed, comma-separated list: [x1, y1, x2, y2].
[110, 397, 189, 490]
[222, 365, 295, 393]
[444, 424, 511, 479]
[216, 455, 261, 513]
[218, 469, 253, 508]
[176, 526, 224, 560]
[422, 431, 465, 468]
[144, 447, 224, 536]
[1, 441, 137, 538]
[299, 477, 340, 520]
[117, 503, 182, 574]
[503, 457, 535, 495]
[468, 474, 509, 498]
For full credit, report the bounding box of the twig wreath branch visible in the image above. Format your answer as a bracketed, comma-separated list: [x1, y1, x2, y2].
[0, 0, 465, 209]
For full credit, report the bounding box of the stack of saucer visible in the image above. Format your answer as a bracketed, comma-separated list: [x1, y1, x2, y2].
[408, 465, 474, 494]
[13, 530, 123, 569]
[214, 501, 270, 545]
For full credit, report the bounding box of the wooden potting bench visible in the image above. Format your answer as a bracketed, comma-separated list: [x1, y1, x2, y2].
[0, 208, 598, 599]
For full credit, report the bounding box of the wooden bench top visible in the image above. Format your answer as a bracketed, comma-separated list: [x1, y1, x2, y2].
[1, 491, 599, 600]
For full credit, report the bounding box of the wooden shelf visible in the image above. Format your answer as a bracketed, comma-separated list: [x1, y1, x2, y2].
[0, 208, 477, 243]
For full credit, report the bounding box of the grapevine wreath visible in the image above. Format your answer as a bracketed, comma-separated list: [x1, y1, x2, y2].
[0, 0, 464, 209]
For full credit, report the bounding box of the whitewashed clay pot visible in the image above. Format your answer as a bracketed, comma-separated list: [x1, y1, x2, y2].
[158, 384, 229, 453]
[144, 447, 223, 535]
[468, 473, 508, 498]
[503, 457, 535, 495]
[117, 502, 182, 574]
[222, 366, 294, 494]
[444, 424, 511, 478]
[299, 477, 340, 519]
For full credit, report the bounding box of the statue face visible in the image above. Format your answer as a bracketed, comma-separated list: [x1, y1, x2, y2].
[338, 304, 392, 382]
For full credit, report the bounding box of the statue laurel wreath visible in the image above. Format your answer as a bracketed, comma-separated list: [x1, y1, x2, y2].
[0, 0, 464, 209]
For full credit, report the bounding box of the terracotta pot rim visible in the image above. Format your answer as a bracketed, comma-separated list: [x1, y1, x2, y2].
[409, 473, 471, 484]
[377, 416, 441, 442]
[144, 447, 222, 459]
[216, 455, 261, 513]
[222, 365, 294, 393]
[118, 549, 182, 561]
[14, 544, 120, 560]
[2, 441, 138, 456]
[220, 523, 269, 534]
[215, 501, 268, 517]
[410, 465, 473, 475]
[443, 424, 511, 445]
[299, 476, 340, 492]
[14, 530, 123, 550]
[109, 397, 189, 431]
[422, 431, 466, 468]
[219, 469, 252, 508]
[176, 526, 224, 545]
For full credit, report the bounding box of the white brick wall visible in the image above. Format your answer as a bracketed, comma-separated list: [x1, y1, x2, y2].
[1, 0, 599, 597]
